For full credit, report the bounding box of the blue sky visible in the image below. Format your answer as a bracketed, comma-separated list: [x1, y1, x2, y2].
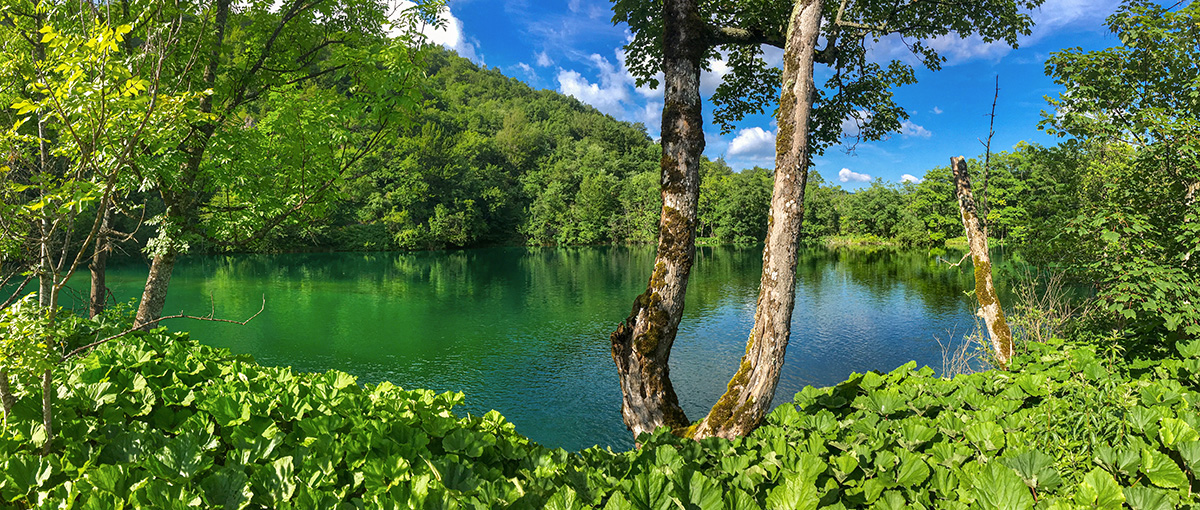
[406, 0, 1124, 190]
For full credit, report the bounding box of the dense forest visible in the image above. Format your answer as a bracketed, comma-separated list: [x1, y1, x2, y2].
[2, 0, 1200, 508]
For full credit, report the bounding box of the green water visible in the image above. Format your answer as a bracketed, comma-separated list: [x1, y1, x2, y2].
[67, 245, 1010, 451]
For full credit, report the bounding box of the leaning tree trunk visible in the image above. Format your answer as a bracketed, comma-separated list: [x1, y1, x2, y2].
[950, 156, 1013, 367]
[689, 0, 824, 440]
[610, 0, 706, 439]
[133, 249, 177, 330]
[133, 0, 227, 331]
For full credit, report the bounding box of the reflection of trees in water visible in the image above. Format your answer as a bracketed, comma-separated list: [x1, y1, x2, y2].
[815, 246, 1017, 315]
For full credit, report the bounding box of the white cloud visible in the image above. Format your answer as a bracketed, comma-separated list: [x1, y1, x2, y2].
[840, 110, 871, 138]
[393, 2, 480, 63]
[869, 0, 1122, 66]
[555, 48, 672, 137]
[926, 35, 1013, 63]
[901, 120, 932, 138]
[700, 55, 731, 98]
[638, 102, 663, 138]
[901, 174, 923, 184]
[557, 69, 628, 116]
[839, 168, 872, 183]
[728, 127, 776, 161]
[932, 106, 944, 115]
[535, 51, 553, 67]
[513, 62, 537, 81]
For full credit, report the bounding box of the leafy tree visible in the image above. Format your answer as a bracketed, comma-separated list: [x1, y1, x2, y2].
[611, 0, 1045, 440]
[127, 0, 439, 329]
[1041, 0, 1200, 338]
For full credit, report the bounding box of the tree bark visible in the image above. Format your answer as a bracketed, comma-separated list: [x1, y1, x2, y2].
[951, 156, 1013, 367]
[133, 0, 228, 329]
[133, 249, 176, 330]
[0, 369, 14, 422]
[40, 368, 52, 455]
[610, 0, 705, 439]
[89, 199, 112, 318]
[690, 0, 824, 440]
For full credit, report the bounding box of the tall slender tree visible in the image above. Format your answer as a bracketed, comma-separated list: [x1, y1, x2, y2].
[611, 0, 1044, 440]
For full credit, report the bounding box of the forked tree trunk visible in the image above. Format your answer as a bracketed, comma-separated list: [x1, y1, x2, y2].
[610, 0, 705, 439]
[134, 250, 177, 330]
[89, 200, 112, 318]
[950, 156, 1013, 367]
[689, 0, 824, 440]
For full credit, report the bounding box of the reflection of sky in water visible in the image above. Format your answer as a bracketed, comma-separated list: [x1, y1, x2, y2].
[82, 246, 1010, 452]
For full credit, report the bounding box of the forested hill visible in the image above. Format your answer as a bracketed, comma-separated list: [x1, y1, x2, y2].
[271, 48, 666, 252]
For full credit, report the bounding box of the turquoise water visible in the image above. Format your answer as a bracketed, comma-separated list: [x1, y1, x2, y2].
[65, 245, 1007, 451]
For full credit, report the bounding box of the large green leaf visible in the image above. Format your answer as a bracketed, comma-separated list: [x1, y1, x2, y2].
[685, 471, 722, 510]
[200, 466, 252, 510]
[627, 471, 672, 510]
[1139, 448, 1188, 489]
[1000, 450, 1061, 492]
[1074, 469, 1126, 509]
[764, 472, 819, 510]
[1122, 486, 1173, 510]
[971, 462, 1033, 510]
[1157, 418, 1198, 448]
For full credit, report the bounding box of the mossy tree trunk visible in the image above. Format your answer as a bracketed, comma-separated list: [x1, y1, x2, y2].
[610, 0, 704, 439]
[950, 156, 1013, 367]
[689, 0, 823, 440]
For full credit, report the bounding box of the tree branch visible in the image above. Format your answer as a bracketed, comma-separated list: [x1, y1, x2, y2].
[62, 294, 266, 361]
[707, 24, 785, 48]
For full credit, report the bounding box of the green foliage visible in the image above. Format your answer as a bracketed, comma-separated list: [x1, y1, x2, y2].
[6, 310, 1200, 508]
[1041, 1, 1200, 337]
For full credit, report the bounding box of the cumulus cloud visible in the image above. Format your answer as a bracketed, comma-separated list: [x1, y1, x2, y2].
[535, 51, 553, 67]
[554, 48, 673, 137]
[901, 120, 932, 138]
[869, 0, 1122, 66]
[901, 174, 923, 184]
[557, 68, 628, 116]
[393, 2, 480, 63]
[728, 127, 776, 161]
[839, 168, 872, 183]
[932, 106, 944, 115]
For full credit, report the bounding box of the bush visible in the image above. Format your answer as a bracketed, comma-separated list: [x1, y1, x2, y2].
[3, 313, 1200, 508]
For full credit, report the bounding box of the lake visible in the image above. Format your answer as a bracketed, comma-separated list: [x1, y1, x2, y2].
[69, 245, 1011, 451]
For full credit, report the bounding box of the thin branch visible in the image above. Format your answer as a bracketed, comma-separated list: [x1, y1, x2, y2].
[938, 252, 971, 268]
[62, 294, 266, 361]
[1, 274, 36, 309]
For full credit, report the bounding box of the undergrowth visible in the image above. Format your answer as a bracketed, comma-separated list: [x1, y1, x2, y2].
[2, 315, 1199, 508]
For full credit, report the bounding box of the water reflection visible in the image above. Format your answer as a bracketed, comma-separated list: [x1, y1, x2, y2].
[69, 245, 1005, 451]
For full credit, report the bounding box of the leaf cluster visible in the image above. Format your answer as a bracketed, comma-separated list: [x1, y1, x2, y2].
[6, 308, 1200, 508]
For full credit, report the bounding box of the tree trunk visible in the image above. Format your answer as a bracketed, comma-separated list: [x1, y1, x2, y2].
[89, 200, 112, 318]
[690, 0, 824, 440]
[0, 369, 14, 422]
[610, 0, 705, 439]
[133, 0, 227, 330]
[133, 250, 177, 330]
[40, 368, 52, 455]
[950, 156, 1013, 367]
